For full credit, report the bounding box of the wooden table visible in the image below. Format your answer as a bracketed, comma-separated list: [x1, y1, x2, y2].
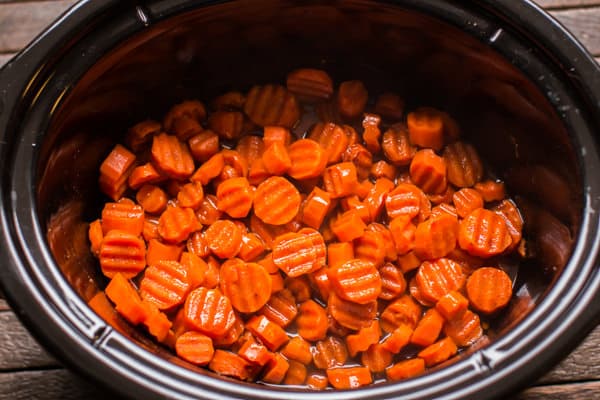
[0, 1, 599, 399]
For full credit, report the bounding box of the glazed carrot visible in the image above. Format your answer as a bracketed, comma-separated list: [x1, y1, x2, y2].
[327, 259, 381, 304]
[327, 242, 354, 269]
[259, 288, 298, 327]
[258, 253, 279, 274]
[101, 199, 145, 236]
[221, 149, 249, 178]
[301, 187, 332, 229]
[263, 126, 292, 148]
[431, 203, 458, 219]
[142, 301, 172, 342]
[125, 119, 161, 152]
[323, 162, 359, 198]
[212, 312, 245, 348]
[410, 308, 444, 347]
[163, 100, 206, 133]
[452, 188, 483, 218]
[286, 68, 333, 103]
[195, 194, 222, 225]
[287, 139, 328, 180]
[346, 320, 381, 357]
[370, 160, 397, 181]
[362, 113, 382, 154]
[175, 331, 215, 365]
[166, 180, 185, 197]
[362, 343, 393, 373]
[140, 260, 191, 310]
[172, 114, 203, 141]
[220, 259, 272, 313]
[237, 232, 266, 262]
[235, 135, 264, 166]
[212, 91, 246, 110]
[446, 248, 485, 276]
[88, 291, 133, 336]
[443, 141, 483, 188]
[184, 287, 235, 338]
[369, 221, 398, 262]
[128, 162, 164, 190]
[340, 195, 370, 222]
[328, 313, 351, 338]
[337, 80, 368, 120]
[238, 335, 274, 366]
[244, 84, 300, 128]
[386, 358, 425, 381]
[331, 210, 367, 242]
[381, 324, 413, 354]
[145, 236, 183, 265]
[396, 251, 421, 274]
[379, 263, 407, 301]
[209, 350, 255, 380]
[188, 130, 220, 162]
[262, 352, 290, 384]
[99, 230, 146, 279]
[417, 259, 465, 306]
[105, 273, 149, 324]
[281, 336, 313, 365]
[208, 110, 244, 140]
[191, 152, 224, 185]
[99, 144, 136, 201]
[285, 275, 313, 303]
[354, 230, 386, 268]
[310, 267, 331, 302]
[409, 149, 447, 195]
[180, 251, 208, 289]
[364, 178, 395, 222]
[306, 373, 329, 389]
[458, 208, 512, 257]
[308, 122, 349, 164]
[466, 267, 513, 314]
[388, 215, 416, 256]
[443, 309, 483, 347]
[374, 92, 404, 120]
[272, 231, 321, 277]
[151, 133, 195, 180]
[491, 199, 523, 251]
[296, 299, 328, 341]
[474, 180, 506, 202]
[327, 292, 377, 330]
[284, 360, 308, 385]
[342, 143, 373, 180]
[428, 184, 455, 206]
[136, 184, 168, 215]
[327, 366, 372, 389]
[418, 337, 458, 367]
[385, 183, 424, 219]
[246, 314, 289, 351]
[88, 219, 103, 256]
[253, 176, 301, 225]
[203, 219, 242, 259]
[177, 181, 204, 209]
[199, 256, 219, 287]
[250, 213, 287, 250]
[382, 124, 416, 166]
[380, 295, 422, 333]
[407, 107, 444, 151]
[248, 158, 270, 186]
[413, 214, 459, 260]
[270, 271, 285, 294]
[312, 336, 348, 372]
[436, 290, 469, 320]
[158, 205, 200, 244]
[261, 141, 291, 176]
[409, 277, 434, 307]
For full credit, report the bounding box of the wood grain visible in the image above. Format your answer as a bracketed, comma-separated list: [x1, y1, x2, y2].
[513, 381, 600, 399]
[550, 7, 600, 54]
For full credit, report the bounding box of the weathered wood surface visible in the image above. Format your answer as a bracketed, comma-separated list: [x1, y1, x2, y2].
[0, 0, 599, 399]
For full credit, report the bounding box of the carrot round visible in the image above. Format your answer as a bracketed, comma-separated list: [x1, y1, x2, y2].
[370, 160, 397, 181]
[308, 122, 349, 164]
[195, 194, 222, 225]
[151, 133, 195, 180]
[105, 273, 148, 324]
[254, 176, 301, 225]
[343, 143, 373, 180]
[262, 352, 290, 384]
[126, 119, 161, 152]
[417, 337, 458, 367]
[287, 139, 328, 180]
[246, 315, 289, 351]
[327, 366, 372, 389]
[354, 230, 386, 268]
[259, 288, 298, 327]
[337, 80, 368, 120]
[296, 299, 328, 341]
[158, 206, 200, 244]
[216, 176, 254, 219]
[443, 309, 483, 347]
[380, 295, 422, 333]
[381, 324, 413, 354]
[327, 259, 381, 304]
[327, 292, 377, 330]
[306, 373, 329, 390]
[385, 183, 423, 219]
[238, 335, 273, 366]
[212, 91, 246, 110]
[188, 130, 220, 162]
[458, 208, 513, 257]
[413, 214, 459, 260]
[209, 350, 255, 380]
[346, 320, 381, 357]
[204, 219, 243, 259]
[183, 287, 235, 338]
[301, 187, 332, 229]
[409, 149, 447, 195]
[99, 230, 146, 279]
[191, 152, 224, 185]
[99, 144, 136, 201]
[284, 360, 308, 385]
[235, 135, 264, 166]
[436, 290, 469, 320]
[272, 231, 320, 277]
[474, 180, 506, 202]
[364, 178, 395, 222]
[386, 358, 425, 381]
[466, 266, 513, 314]
[163, 100, 206, 133]
[492, 199, 523, 251]
[101, 199, 145, 236]
[410, 308, 444, 347]
[313, 335, 348, 369]
[244, 84, 300, 128]
[331, 210, 367, 242]
[146, 239, 184, 267]
[263, 126, 292, 148]
[286, 68, 333, 103]
[379, 263, 407, 301]
[220, 259, 272, 313]
[323, 162, 359, 198]
[262, 141, 291, 176]
[208, 110, 244, 140]
[128, 162, 164, 190]
[443, 141, 483, 188]
[136, 184, 168, 215]
[281, 336, 313, 365]
[88, 219, 103, 256]
[382, 124, 416, 166]
[416, 258, 465, 303]
[362, 343, 393, 373]
[407, 107, 444, 151]
[140, 260, 191, 310]
[175, 331, 215, 366]
[452, 188, 484, 218]
[177, 181, 205, 210]
[389, 215, 416, 256]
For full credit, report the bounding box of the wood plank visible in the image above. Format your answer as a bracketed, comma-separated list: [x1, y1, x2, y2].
[550, 7, 600, 55]
[0, 369, 117, 400]
[0, 1, 77, 53]
[535, 0, 600, 9]
[512, 381, 600, 399]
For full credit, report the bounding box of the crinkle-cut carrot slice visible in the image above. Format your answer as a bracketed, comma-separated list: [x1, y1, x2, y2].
[431, 203, 458, 219]
[340, 194, 370, 221]
[285, 274, 312, 303]
[209, 349, 256, 380]
[128, 162, 165, 190]
[175, 331, 214, 366]
[453, 188, 483, 218]
[158, 205, 200, 244]
[327, 312, 352, 338]
[151, 133, 195, 180]
[105, 273, 148, 324]
[165, 180, 185, 198]
[146, 239, 184, 266]
[259, 288, 298, 327]
[446, 248, 485, 276]
[287, 139, 328, 180]
[238, 335, 274, 366]
[99, 230, 146, 279]
[238, 232, 266, 262]
[382, 124, 416, 166]
[263, 126, 292, 148]
[308, 122, 349, 165]
[195, 194, 222, 226]
[126, 119, 161, 152]
[458, 208, 513, 257]
[171, 115, 203, 141]
[301, 187, 332, 229]
[99, 144, 137, 201]
[416, 258, 465, 303]
[272, 231, 320, 277]
[262, 352, 290, 384]
[188, 130, 219, 163]
[375, 92, 404, 121]
[248, 158, 270, 186]
[142, 301, 172, 342]
[410, 308, 444, 347]
[370, 220, 399, 262]
[414, 214, 459, 260]
[491, 199, 523, 251]
[327, 292, 377, 330]
[253, 176, 301, 225]
[220, 259, 272, 313]
[284, 360, 308, 385]
[407, 107, 445, 151]
[140, 260, 191, 310]
[88, 291, 133, 336]
[216, 177, 253, 219]
[323, 162, 359, 198]
[327, 366, 372, 389]
[212, 91, 246, 110]
[180, 251, 207, 289]
[235, 135, 264, 166]
[418, 337, 458, 367]
[379, 262, 407, 301]
[443, 309, 483, 347]
[244, 84, 300, 128]
[250, 213, 287, 250]
[397, 251, 421, 274]
[286, 68, 333, 103]
[328, 259, 381, 305]
[380, 294, 422, 333]
[258, 253, 279, 274]
[163, 100, 206, 133]
[362, 113, 382, 154]
[186, 231, 210, 258]
[191, 152, 224, 186]
[409, 149, 447, 195]
[88, 219, 103, 257]
[326, 242, 354, 270]
[409, 276, 434, 307]
[270, 271, 285, 294]
[428, 184, 455, 206]
[364, 178, 395, 222]
[386, 358, 425, 381]
[389, 215, 416, 256]
[354, 230, 386, 268]
[474, 180, 506, 202]
[370, 160, 397, 181]
[282, 336, 313, 365]
[246, 315, 289, 351]
[346, 320, 381, 357]
[342, 143, 373, 180]
[183, 287, 235, 338]
[313, 335, 349, 369]
[362, 343, 393, 373]
[204, 219, 243, 259]
[212, 311, 244, 348]
[202, 256, 221, 289]
[466, 266, 513, 314]
[385, 183, 423, 219]
[436, 290, 469, 320]
[176, 181, 204, 210]
[296, 299, 328, 341]
[208, 110, 244, 140]
[310, 267, 332, 302]
[261, 141, 291, 176]
[337, 80, 368, 120]
[306, 373, 329, 389]
[443, 141, 483, 188]
[221, 149, 249, 178]
[101, 199, 145, 236]
[136, 184, 167, 215]
[381, 324, 413, 354]
[331, 210, 367, 243]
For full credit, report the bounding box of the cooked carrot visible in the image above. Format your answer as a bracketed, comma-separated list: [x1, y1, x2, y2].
[491, 199, 523, 251]
[220, 259, 272, 313]
[397, 251, 421, 274]
[431, 203, 458, 219]
[195, 194, 222, 225]
[374, 92, 404, 120]
[287, 139, 328, 180]
[407, 107, 444, 151]
[296, 299, 328, 341]
[380, 295, 422, 333]
[286, 68, 333, 103]
[270, 271, 285, 294]
[212, 312, 244, 348]
[158, 205, 200, 244]
[340, 194, 370, 221]
[191, 152, 224, 185]
[354, 230, 386, 268]
[99, 144, 136, 201]
[306, 373, 329, 390]
[146, 238, 184, 266]
[101, 199, 145, 236]
[235, 135, 264, 166]
[208, 110, 244, 140]
[327, 258, 381, 304]
[413, 214, 459, 260]
[212, 91, 246, 110]
[125, 119, 161, 152]
[342, 143, 373, 180]
[135, 184, 167, 215]
[386, 358, 425, 381]
[409, 276, 434, 307]
[362, 343, 393, 373]
[418, 337, 458, 367]
[140, 260, 191, 310]
[436, 290, 469, 320]
[259, 288, 298, 327]
[328, 313, 351, 338]
[416, 258, 465, 304]
[105, 273, 149, 324]
[337, 80, 368, 120]
[327, 366, 372, 389]
[175, 331, 215, 365]
[316, 99, 343, 124]
[385, 183, 424, 219]
[379, 263, 407, 301]
[209, 349, 255, 380]
[364, 178, 395, 222]
[253, 176, 301, 225]
[369, 221, 398, 262]
[388, 215, 416, 256]
[186, 231, 210, 258]
[237, 232, 266, 262]
[248, 158, 270, 186]
[221, 149, 249, 178]
[99, 230, 146, 279]
[308, 122, 349, 164]
[263, 126, 292, 148]
[128, 162, 164, 190]
[258, 253, 279, 274]
[474, 180, 506, 202]
[183, 287, 235, 338]
[244, 84, 300, 128]
[466, 267, 513, 314]
[88, 219, 103, 256]
[142, 302, 172, 342]
[382, 124, 416, 166]
[281, 336, 313, 365]
[172, 115, 203, 141]
[313, 335, 349, 369]
[453, 188, 483, 218]
[262, 352, 290, 384]
[246, 314, 289, 351]
[238, 335, 274, 366]
[370, 160, 397, 181]
[346, 320, 380, 357]
[428, 184, 455, 206]
[204, 219, 243, 259]
[151, 133, 195, 180]
[272, 231, 321, 277]
[188, 130, 220, 163]
[409, 149, 447, 195]
[165, 180, 185, 198]
[323, 162, 359, 198]
[381, 324, 413, 354]
[283, 360, 308, 385]
[362, 113, 382, 154]
[458, 208, 513, 257]
[446, 248, 485, 276]
[215, 176, 253, 218]
[327, 242, 354, 269]
[327, 292, 377, 330]
[410, 308, 444, 347]
[285, 274, 313, 303]
[261, 141, 291, 176]
[180, 251, 207, 289]
[443, 309, 483, 347]
[443, 141, 483, 188]
[250, 213, 288, 250]
[163, 100, 207, 133]
[87, 291, 132, 336]
[331, 210, 367, 242]
[309, 267, 331, 302]
[301, 187, 332, 229]
[176, 181, 204, 210]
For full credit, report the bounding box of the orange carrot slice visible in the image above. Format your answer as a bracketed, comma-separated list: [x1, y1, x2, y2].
[195, 194, 222, 225]
[191, 152, 224, 186]
[436, 290, 469, 320]
[306, 373, 329, 389]
[327, 242, 354, 269]
[262, 352, 290, 384]
[215, 176, 253, 219]
[407, 107, 444, 151]
[418, 337, 458, 367]
[262, 141, 291, 175]
[88, 219, 103, 256]
[389, 215, 416, 256]
[246, 315, 289, 351]
[382, 124, 416, 166]
[458, 208, 512, 257]
[374, 92, 404, 120]
[416, 258, 465, 303]
[101, 199, 145, 236]
[188, 130, 220, 162]
[443, 141, 483, 188]
[381, 324, 413, 354]
[364, 178, 395, 222]
[453, 188, 484, 218]
[379, 263, 407, 301]
[362, 343, 393, 373]
[370, 160, 397, 181]
[409, 149, 447, 194]
[474, 180, 506, 202]
[296, 299, 328, 342]
[323, 162, 359, 198]
[209, 350, 255, 380]
[362, 113, 382, 154]
[466, 266, 513, 314]
[105, 273, 149, 324]
[354, 230, 386, 268]
[337, 80, 368, 120]
[328, 259, 381, 304]
[136, 185, 167, 215]
[99, 230, 146, 279]
[313, 335, 349, 369]
[272, 231, 320, 277]
[301, 187, 332, 229]
[386, 358, 425, 381]
[146, 238, 184, 267]
[327, 366, 372, 389]
[175, 331, 215, 366]
[327, 292, 377, 330]
[254, 176, 301, 225]
[380, 295, 422, 333]
[140, 260, 191, 310]
[331, 210, 367, 242]
[443, 309, 483, 347]
[204, 219, 243, 259]
[244, 84, 300, 128]
[208, 110, 244, 140]
[183, 287, 235, 338]
[259, 288, 298, 327]
[385, 183, 424, 219]
[158, 205, 200, 244]
[281, 336, 313, 365]
[99, 144, 136, 201]
[413, 214, 459, 260]
[151, 133, 195, 180]
[126, 119, 161, 152]
[220, 259, 272, 313]
[286, 68, 333, 103]
[346, 320, 381, 357]
[410, 308, 444, 347]
[128, 162, 165, 190]
[287, 139, 328, 180]
[343, 143, 373, 180]
[308, 122, 349, 164]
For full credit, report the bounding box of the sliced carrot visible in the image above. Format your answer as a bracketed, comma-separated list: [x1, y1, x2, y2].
[337, 80, 368, 120]
[418, 337, 458, 367]
[220, 259, 272, 313]
[407, 107, 444, 151]
[410, 308, 444, 347]
[386, 358, 425, 381]
[443, 309, 483, 347]
[105, 273, 148, 324]
[316, 99, 343, 124]
[409, 277, 434, 307]
[284, 360, 307, 385]
[176, 181, 204, 210]
[416, 258, 465, 303]
[165, 179, 185, 198]
[246, 314, 289, 351]
[306, 373, 329, 389]
[428, 184, 455, 206]
[381, 324, 413, 354]
[99, 144, 136, 201]
[340, 195, 370, 221]
[142, 301, 172, 342]
[238, 335, 274, 366]
[212, 91, 246, 110]
[382, 124, 416, 166]
[250, 213, 288, 250]
[436, 290, 469, 320]
[413, 214, 459, 260]
[285, 274, 313, 303]
[204, 219, 243, 259]
[183, 287, 235, 338]
[362, 113, 382, 154]
[362, 343, 393, 373]
[221, 149, 249, 178]
[158, 205, 200, 244]
[313, 335, 349, 369]
[380, 294, 422, 333]
[301, 187, 332, 229]
[101, 199, 145, 236]
[244, 84, 300, 128]
[186, 231, 210, 258]
[99, 230, 146, 279]
[431, 203, 458, 219]
[88, 219, 103, 256]
[270, 271, 285, 294]
[331, 210, 367, 242]
[136, 184, 167, 215]
[125, 119, 161, 152]
[342, 143, 373, 181]
[281, 336, 313, 365]
[346, 320, 380, 357]
[263, 126, 292, 148]
[327, 366, 372, 389]
[212, 312, 244, 348]
[128, 162, 164, 190]
[87, 291, 132, 335]
[458, 208, 512, 257]
[466, 266, 513, 314]
[163, 100, 206, 133]
[287, 139, 328, 180]
[492, 199, 523, 251]
[474, 180, 506, 202]
[374, 92, 404, 120]
[188, 130, 220, 162]
[175, 331, 215, 366]
[261, 141, 291, 176]
[453, 188, 484, 218]
[409, 149, 447, 195]
[310, 267, 332, 302]
[327, 292, 377, 330]
[328, 259, 381, 304]
[370, 160, 397, 181]
[191, 152, 224, 185]
[238, 232, 266, 262]
[151, 133, 195, 180]
[208, 110, 244, 140]
[308, 122, 349, 164]
[248, 158, 270, 186]
[364, 178, 395, 222]
[446, 248, 485, 276]
[172, 115, 203, 141]
[259, 288, 298, 327]
[397, 251, 421, 274]
[389, 215, 416, 256]
[286, 68, 333, 103]
[215, 176, 253, 218]
[369, 221, 398, 262]
[323, 162, 359, 198]
[296, 299, 328, 341]
[236, 135, 264, 166]
[195, 194, 222, 225]
[262, 352, 290, 384]
[354, 230, 386, 268]
[327, 242, 354, 269]
[180, 251, 207, 289]
[258, 253, 279, 274]
[146, 238, 184, 266]
[140, 260, 191, 310]
[272, 231, 320, 277]
[385, 183, 423, 219]
[253, 176, 301, 225]
[209, 349, 255, 380]
[443, 141, 483, 188]
[379, 263, 407, 301]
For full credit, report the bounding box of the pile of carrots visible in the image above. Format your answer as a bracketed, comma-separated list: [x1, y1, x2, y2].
[87, 68, 523, 389]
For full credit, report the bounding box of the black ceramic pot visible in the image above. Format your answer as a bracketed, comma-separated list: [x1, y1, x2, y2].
[0, 1, 599, 399]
